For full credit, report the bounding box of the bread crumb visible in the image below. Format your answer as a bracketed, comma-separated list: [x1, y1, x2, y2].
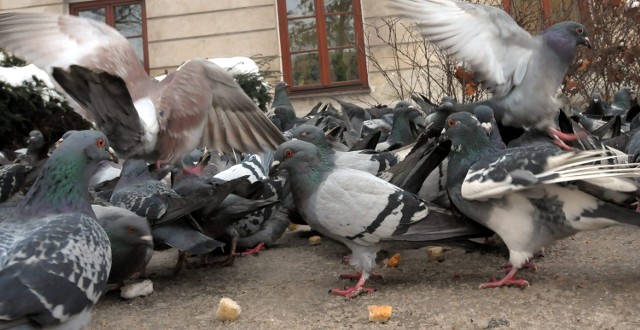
[427, 246, 444, 262]
[216, 297, 241, 321]
[368, 305, 392, 322]
[308, 235, 322, 246]
[385, 253, 401, 268]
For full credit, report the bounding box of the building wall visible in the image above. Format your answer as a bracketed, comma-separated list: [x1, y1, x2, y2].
[0, 0, 502, 115]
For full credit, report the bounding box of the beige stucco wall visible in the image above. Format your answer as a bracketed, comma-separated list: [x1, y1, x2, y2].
[0, 0, 503, 115]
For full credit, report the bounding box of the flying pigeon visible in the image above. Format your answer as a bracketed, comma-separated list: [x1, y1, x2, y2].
[390, 0, 592, 147]
[0, 13, 285, 166]
[92, 204, 153, 285]
[272, 139, 491, 297]
[444, 112, 640, 288]
[0, 130, 112, 328]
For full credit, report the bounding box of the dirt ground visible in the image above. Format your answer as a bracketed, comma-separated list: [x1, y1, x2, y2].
[91, 226, 640, 329]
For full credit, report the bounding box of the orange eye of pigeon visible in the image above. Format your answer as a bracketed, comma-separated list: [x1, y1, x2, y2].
[96, 138, 106, 148]
[284, 149, 294, 158]
[576, 27, 583, 34]
[447, 119, 457, 127]
[127, 226, 137, 234]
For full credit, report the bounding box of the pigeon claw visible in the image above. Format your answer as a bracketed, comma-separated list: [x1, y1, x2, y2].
[501, 261, 537, 273]
[236, 242, 266, 257]
[479, 278, 530, 289]
[339, 272, 383, 282]
[479, 268, 530, 289]
[330, 286, 375, 298]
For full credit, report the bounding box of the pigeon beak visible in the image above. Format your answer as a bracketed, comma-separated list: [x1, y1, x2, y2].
[140, 235, 152, 242]
[583, 37, 592, 49]
[269, 160, 281, 177]
[107, 147, 118, 163]
[54, 137, 64, 149]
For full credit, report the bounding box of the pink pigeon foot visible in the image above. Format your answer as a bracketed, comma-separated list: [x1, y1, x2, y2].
[501, 261, 537, 272]
[480, 267, 530, 289]
[342, 255, 351, 264]
[548, 128, 587, 150]
[237, 242, 266, 256]
[339, 272, 383, 282]
[330, 275, 375, 298]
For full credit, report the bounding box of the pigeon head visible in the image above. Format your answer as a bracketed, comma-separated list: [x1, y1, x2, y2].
[19, 130, 113, 216]
[26, 130, 45, 150]
[473, 105, 497, 134]
[544, 21, 591, 57]
[272, 140, 333, 197]
[443, 112, 492, 153]
[104, 212, 152, 247]
[272, 140, 333, 176]
[288, 125, 331, 150]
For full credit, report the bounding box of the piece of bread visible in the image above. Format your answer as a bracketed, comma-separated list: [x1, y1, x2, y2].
[308, 235, 322, 246]
[120, 280, 154, 300]
[368, 305, 393, 322]
[385, 252, 401, 268]
[426, 246, 444, 262]
[216, 297, 241, 321]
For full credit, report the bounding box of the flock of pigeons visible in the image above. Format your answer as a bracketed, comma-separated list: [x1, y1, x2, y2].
[0, 0, 639, 328]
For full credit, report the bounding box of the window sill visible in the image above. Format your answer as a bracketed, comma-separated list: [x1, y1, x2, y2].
[289, 85, 371, 99]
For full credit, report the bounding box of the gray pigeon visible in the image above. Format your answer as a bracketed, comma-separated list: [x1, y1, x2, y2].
[271, 81, 293, 109]
[0, 164, 26, 203]
[375, 101, 423, 151]
[0, 13, 285, 166]
[110, 159, 209, 225]
[272, 140, 491, 297]
[444, 112, 640, 289]
[92, 205, 153, 285]
[583, 91, 612, 118]
[391, 0, 592, 145]
[289, 125, 399, 175]
[611, 86, 634, 115]
[0, 130, 112, 329]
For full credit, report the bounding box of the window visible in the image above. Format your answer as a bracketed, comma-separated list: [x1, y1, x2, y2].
[70, 0, 149, 72]
[503, 0, 587, 30]
[277, 0, 368, 95]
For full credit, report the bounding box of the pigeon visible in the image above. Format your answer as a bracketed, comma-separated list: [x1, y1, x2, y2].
[270, 105, 306, 132]
[391, 0, 592, 147]
[375, 101, 424, 151]
[0, 13, 285, 166]
[583, 91, 611, 118]
[272, 139, 492, 297]
[14, 130, 47, 168]
[610, 86, 634, 115]
[0, 130, 112, 329]
[110, 159, 209, 225]
[92, 205, 153, 285]
[271, 81, 293, 110]
[444, 112, 640, 289]
[289, 125, 399, 175]
[0, 164, 26, 203]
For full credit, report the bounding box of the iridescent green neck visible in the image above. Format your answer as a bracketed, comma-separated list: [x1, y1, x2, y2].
[288, 152, 334, 199]
[18, 151, 94, 217]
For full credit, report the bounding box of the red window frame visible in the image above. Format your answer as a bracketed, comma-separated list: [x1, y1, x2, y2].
[70, 0, 149, 73]
[277, 0, 369, 96]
